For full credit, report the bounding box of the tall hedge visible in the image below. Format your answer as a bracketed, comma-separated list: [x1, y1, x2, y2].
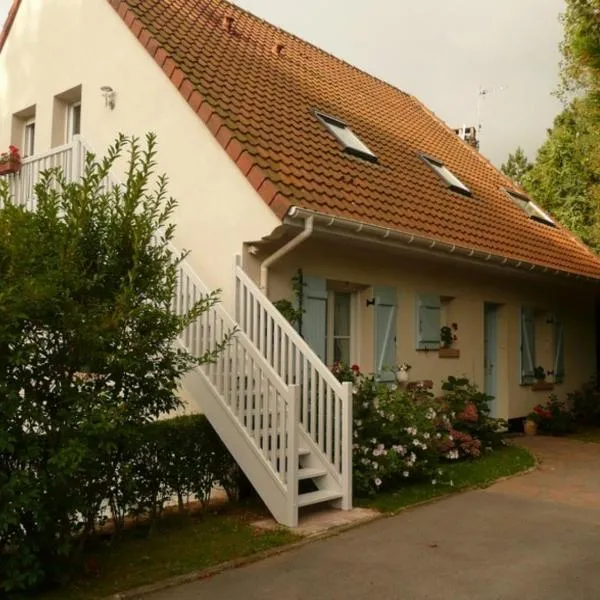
[0, 135, 231, 593]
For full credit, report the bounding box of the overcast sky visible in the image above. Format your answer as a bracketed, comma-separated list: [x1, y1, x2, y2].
[0, 0, 565, 166]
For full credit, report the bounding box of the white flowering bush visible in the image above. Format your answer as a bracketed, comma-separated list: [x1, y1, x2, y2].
[336, 367, 452, 495]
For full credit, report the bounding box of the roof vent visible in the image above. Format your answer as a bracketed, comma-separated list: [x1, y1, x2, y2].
[272, 42, 285, 57]
[222, 15, 235, 34]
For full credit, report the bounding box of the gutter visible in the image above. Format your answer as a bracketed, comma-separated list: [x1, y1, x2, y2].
[285, 207, 598, 283]
[260, 216, 314, 294]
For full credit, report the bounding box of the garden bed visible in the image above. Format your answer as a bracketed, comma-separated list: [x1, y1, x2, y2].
[357, 444, 535, 513]
[36, 503, 299, 600]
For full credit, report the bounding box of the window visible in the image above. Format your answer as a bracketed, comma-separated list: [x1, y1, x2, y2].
[315, 112, 378, 163]
[23, 120, 35, 157]
[328, 291, 352, 364]
[66, 102, 81, 141]
[301, 276, 356, 364]
[421, 154, 472, 196]
[416, 293, 441, 349]
[505, 189, 555, 227]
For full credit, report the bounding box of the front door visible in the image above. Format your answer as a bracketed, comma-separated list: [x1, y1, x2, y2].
[484, 303, 498, 417]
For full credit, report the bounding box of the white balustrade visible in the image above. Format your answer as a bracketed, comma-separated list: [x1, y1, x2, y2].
[235, 259, 352, 507]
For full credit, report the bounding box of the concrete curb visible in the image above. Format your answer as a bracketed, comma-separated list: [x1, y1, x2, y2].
[106, 447, 538, 599]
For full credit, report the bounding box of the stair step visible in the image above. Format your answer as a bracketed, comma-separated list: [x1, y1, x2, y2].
[298, 489, 343, 508]
[298, 447, 310, 457]
[298, 467, 327, 481]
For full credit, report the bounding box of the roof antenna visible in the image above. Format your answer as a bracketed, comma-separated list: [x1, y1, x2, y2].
[476, 84, 507, 144]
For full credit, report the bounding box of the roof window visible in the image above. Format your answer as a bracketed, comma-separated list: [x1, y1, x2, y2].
[505, 189, 555, 227]
[315, 112, 377, 163]
[421, 154, 472, 196]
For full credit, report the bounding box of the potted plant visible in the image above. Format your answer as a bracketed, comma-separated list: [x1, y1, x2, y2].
[532, 365, 553, 391]
[524, 404, 548, 435]
[439, 323, 459, 358]
[396, 362, 412, 384]
[0, 145, 21, 176]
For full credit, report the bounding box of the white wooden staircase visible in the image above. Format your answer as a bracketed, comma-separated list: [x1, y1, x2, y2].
[3, 137, 353, 527]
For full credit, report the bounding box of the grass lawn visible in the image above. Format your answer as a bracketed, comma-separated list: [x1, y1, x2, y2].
[356, 444, 535, 514]
[35, 444, 534, 599]
[37, 505, 299, 600]
[568, 426, 600, 444]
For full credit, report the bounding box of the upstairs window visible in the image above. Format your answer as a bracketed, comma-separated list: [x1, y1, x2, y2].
[67, 102, 81, 141]
[315, 112, 377, 163]
[421, 154, 472, 197]
[23, 119, 36, 158]
[506, 189, 555, 227]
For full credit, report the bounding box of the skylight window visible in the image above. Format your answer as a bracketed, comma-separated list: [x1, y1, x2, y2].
[315, 112, 377, 163]
[421, 155, 472, 196]
[505, 189, 555, 227]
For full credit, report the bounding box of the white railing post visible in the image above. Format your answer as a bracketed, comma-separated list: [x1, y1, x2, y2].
[285, 383, 300, 527]
[234, 254, 242, 322]
[72, 135, 82, 181]
[341, 381, 353, 510]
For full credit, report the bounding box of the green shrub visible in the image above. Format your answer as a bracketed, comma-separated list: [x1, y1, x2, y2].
[569, 380, 600, 425]
[332, 365, 452, 496]
[0, 414, 238, 593]
[440, 376, 506, 456]
[0, 136, 230, 594]
[332, 367, 507, 496]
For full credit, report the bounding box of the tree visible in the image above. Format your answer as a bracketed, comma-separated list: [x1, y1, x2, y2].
[0, 135, 227, 592]
[560, 0, 600, 100]
[521, 98, 600, 252]
[501, 146, 533, 186]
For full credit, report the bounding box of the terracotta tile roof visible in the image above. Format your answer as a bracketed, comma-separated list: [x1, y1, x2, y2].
[0, 0, 21, 54]
[5, 0, 600, 279]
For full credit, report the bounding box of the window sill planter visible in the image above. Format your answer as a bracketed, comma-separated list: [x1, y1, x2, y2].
[0, 158, 20, 176]
[439, 347, 460, 358]
[532, 381, 554, 392]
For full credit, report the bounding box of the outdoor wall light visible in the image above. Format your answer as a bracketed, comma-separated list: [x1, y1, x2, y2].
[100, 86, 116, 110]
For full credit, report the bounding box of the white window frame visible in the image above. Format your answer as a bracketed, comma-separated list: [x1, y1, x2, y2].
[66, 102, 81, 142]
[505, 189, 554, 227]
[421, 154, 472, 197]
[23, 119, 36, 158]
[325, 290, 357, 365]
[315, 111, 378, 163]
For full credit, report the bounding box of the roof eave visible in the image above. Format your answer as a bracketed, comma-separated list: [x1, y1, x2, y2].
[0, 0, 23, 55]
[285, 206, 600, 284]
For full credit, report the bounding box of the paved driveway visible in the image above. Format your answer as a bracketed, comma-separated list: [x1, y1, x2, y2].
[147, 437, 600, 600]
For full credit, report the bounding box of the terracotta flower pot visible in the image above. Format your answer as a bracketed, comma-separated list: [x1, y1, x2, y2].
[524, 419, 538, 436]
[0, 158, 20, 176]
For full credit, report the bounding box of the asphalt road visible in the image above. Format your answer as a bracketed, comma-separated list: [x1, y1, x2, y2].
[146, 437, 600, 600]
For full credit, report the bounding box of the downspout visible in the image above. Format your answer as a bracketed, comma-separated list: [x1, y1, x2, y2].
[260, 215, 314, 296]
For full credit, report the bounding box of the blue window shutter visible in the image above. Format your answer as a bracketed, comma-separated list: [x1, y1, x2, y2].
[416, 293, 441, 349]
[520, 307, 535, 384]
[554, 318, 565, 384]
[302, 275, 327, 362]
[374, 286, 397, 382]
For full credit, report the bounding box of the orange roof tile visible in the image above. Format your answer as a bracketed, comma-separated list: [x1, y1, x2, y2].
[4, 0, 600, 279]
[0, 0, 22, 54]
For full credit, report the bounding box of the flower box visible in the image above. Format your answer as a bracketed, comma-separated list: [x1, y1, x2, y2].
[532, 381, 554, 391]
[0, 158, 20, 176]
[439, 347, 460, 358]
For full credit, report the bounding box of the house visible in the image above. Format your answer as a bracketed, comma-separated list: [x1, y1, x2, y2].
[1, 0, 599, 527]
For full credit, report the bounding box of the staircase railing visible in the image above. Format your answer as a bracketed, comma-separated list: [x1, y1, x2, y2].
[235, 258, 352, 509]
[4, 138, 301, 524]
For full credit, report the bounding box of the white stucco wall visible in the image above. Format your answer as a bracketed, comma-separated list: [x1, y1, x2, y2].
[0, 0, 280, 308]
